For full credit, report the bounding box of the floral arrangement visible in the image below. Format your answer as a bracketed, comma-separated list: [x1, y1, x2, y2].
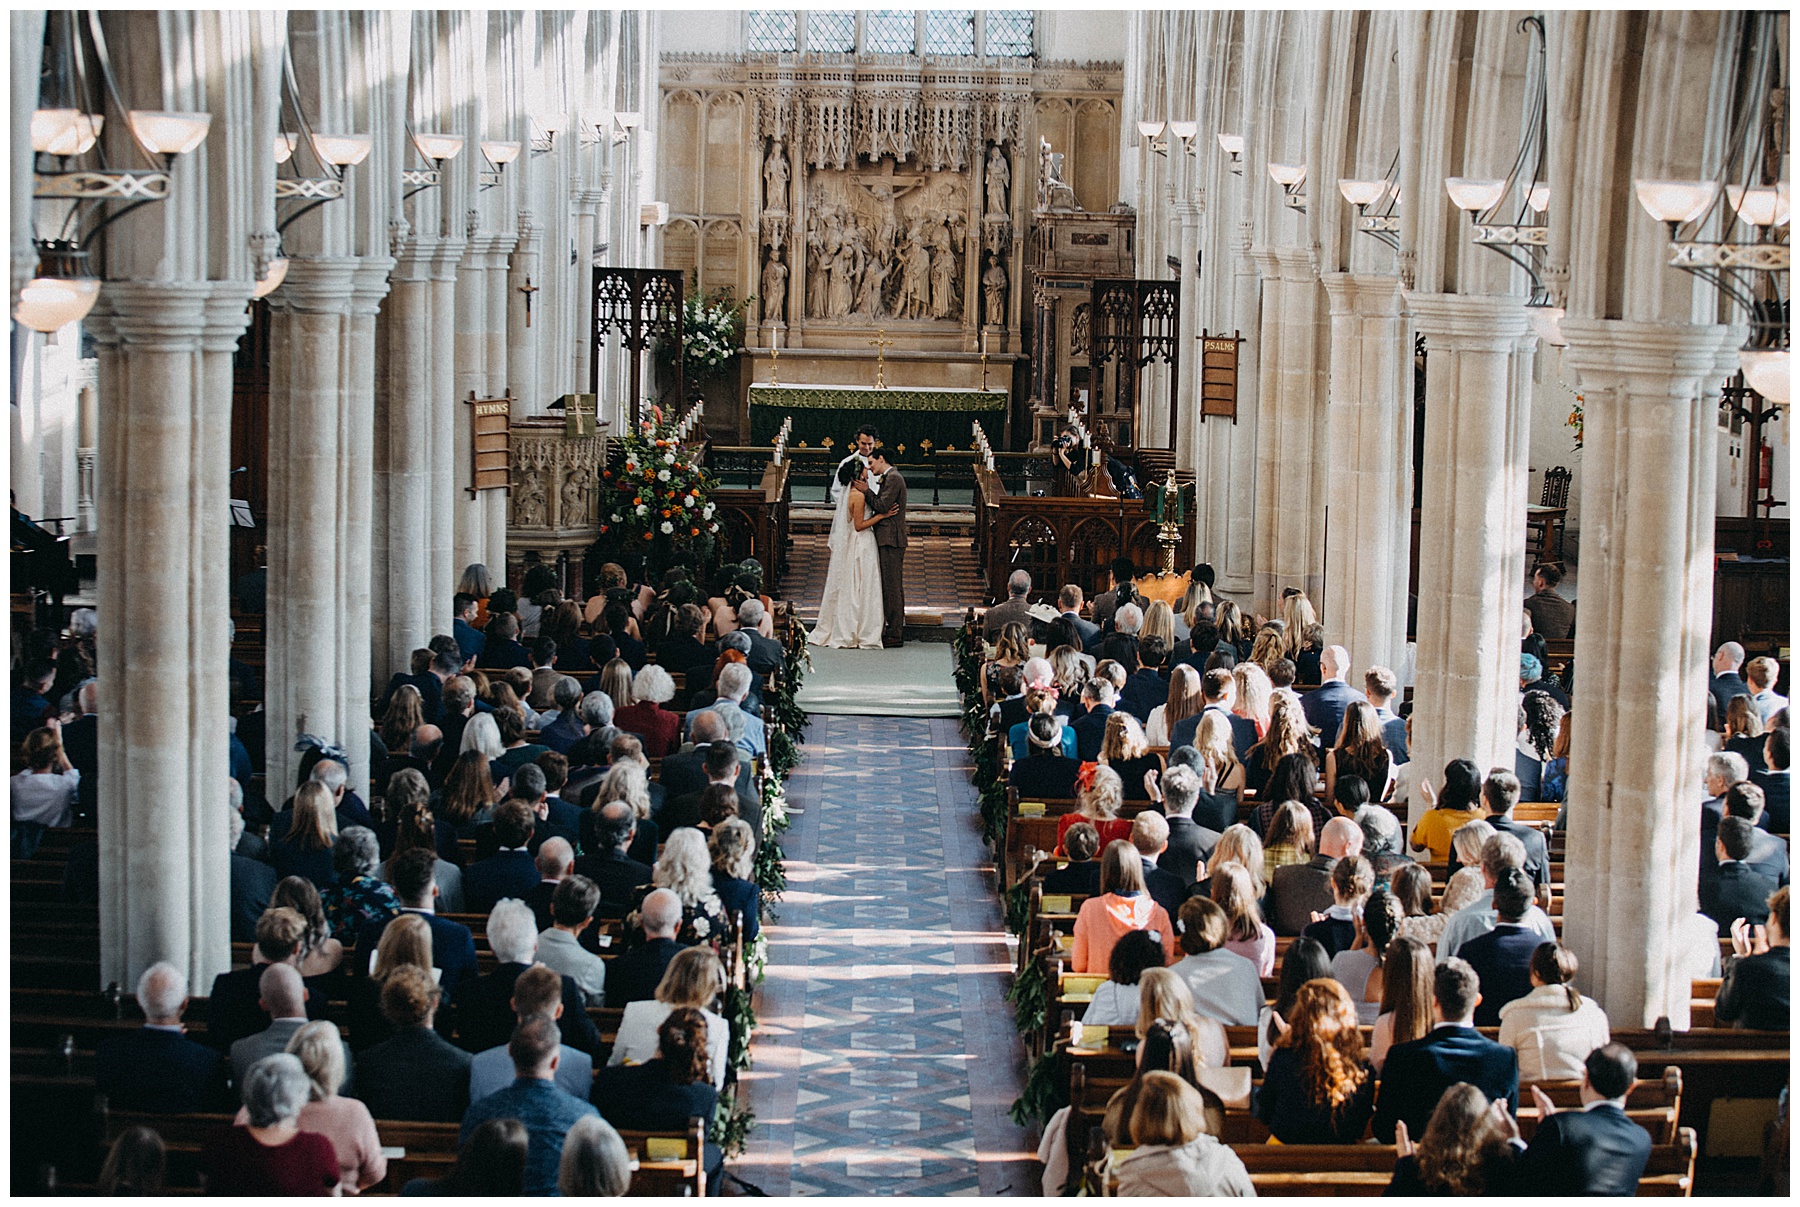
[596, 405, 720, 571]
[1567, 395, 1585, 451]
[671, 290, 749, 381]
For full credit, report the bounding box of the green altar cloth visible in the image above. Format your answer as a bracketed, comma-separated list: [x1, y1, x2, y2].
[748, 383, 1007, 453]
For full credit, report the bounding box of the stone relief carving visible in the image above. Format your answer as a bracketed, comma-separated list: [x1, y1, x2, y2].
[509, 429, 606, 535]
[1071, 303, 1091, 357]
[516, 471, 548, 528]
[801, 158, 968, 323]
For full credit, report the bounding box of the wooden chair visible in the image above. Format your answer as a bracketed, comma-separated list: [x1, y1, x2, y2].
[1527, 465, 1572, 567]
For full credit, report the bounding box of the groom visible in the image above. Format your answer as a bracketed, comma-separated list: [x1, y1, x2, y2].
[858, 447, 908, 648]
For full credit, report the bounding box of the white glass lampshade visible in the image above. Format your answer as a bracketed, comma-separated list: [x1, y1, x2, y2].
[614, 111, 641, 130]
[1267, 162, 1306, 188]
[1137, 120, 1166, 139]
[1725, 184, 1790, 230]
[273, 132, 299, 164]
[129, 110, 212, 155]
[1338, 178, 1386, 207]
[535, 111, 568, 134]
[1169, 121, 1198, 141]
[1216, 132, 1244, 156]
[14, 275, 100, 333]
[1741, 349, 1791, 405]
[1527, 182, 1550, 213]
[481, 139, 522, 165]
[1633, 179, 1717, 225]
[251, 257, 289, 300]
[311, 133, 373, 167]
[413, 132, 465, 162]
[1526, 305, 1567, 348]
[31, 109, 103, 156]
[1444, 176, 1506, 212]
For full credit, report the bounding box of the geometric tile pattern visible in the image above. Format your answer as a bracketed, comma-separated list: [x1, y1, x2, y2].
[783, 532, 989, 620]
[732, 717, 1038, 1196]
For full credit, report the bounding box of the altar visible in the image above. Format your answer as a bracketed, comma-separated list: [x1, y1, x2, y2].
[748, 382, 1008, 452]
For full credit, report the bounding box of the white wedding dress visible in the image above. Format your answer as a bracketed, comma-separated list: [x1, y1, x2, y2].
[809, 486, 886, 649]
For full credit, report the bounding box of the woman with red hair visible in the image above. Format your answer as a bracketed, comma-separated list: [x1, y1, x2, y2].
[1252, 978, 1377, 1143]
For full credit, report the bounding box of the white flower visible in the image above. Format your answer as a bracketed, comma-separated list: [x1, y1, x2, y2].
[660, 520, 674, 534]
[685, 494, 697, 508]
[692, 916, 711, 938]
[611, 512, 622, 523]
[664, 452, 675, 465]
[658, 468, 671, 481]
[635, 504, 648, 516]
[702, 502, 716, 519]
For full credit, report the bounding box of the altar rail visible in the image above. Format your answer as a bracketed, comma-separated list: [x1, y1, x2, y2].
[973, 464, 1196, 605]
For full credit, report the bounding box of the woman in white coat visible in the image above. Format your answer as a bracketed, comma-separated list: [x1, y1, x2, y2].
[1496, 941, 1612, 1082]
[608, 946, 731, 1090]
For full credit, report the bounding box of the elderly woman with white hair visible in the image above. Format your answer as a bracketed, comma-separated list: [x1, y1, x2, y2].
[203, 1053, 342, 1195]
[614, 662, 682, 757]
[625, 828, 729, 951]
[231, 1021, 385, 1193]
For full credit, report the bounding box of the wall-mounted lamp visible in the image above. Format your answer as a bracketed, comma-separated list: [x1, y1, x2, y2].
[612, 111, 641, 146]
[530, 113, 566, 155]
[1216, 133, 1244, 174]
[479, 139, 520, 189]
[402, 129, 464, 197]
[1136, 120, 1168, 157]
[1268, 161, 1307, 212]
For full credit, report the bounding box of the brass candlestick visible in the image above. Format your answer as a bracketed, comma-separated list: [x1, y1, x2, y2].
[768, 344, 779, 386]
[868, 328, 894, 389]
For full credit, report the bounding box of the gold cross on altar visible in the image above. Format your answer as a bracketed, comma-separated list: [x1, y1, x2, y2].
[868, 329, 895, 389]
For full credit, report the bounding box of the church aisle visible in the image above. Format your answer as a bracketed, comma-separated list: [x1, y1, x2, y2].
[734, 716, 1035, 1195]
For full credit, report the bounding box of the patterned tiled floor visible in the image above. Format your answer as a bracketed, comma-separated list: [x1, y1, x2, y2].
[785, 533, 989, 620]
[732, 716, 1036, 1196]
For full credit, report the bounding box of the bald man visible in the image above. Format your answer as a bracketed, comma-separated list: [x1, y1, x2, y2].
[228, 964, 355, 1098]
[1268, 816, 1365, 937]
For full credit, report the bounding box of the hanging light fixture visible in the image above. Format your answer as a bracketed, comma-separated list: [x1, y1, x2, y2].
[1443, 15, 1558, 338]
[19, 13, 211, 333]
[1632, 12, 1788, 404]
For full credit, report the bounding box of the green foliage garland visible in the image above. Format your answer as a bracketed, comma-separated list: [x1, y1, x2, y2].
[714, 1086, 756, 1158]
[1009, 1048, 1069, 1128]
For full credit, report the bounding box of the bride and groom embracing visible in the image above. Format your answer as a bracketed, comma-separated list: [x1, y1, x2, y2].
[809, 425, 909, 650]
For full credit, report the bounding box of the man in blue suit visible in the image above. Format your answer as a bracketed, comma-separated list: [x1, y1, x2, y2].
[1057, 584, 1101, 648]
[1753, 726, 1790, 834]
[359, 848, 481, 1007]
[1169, 667, 1258, 761]
[1514, 1044, 1653, 1195]
[1362, 666, 1410, 763]
[452, 593, 487, 664]
[1373, 957, 1519, 1142]
[1458, 869, 1543, 1025]
[1702, 817, 1779, 936]
[464, 801, 543, 913]
[96, 962, 225, 1113]
[1300, 645, 1367, 749]
[1071, 679, 1117, 762]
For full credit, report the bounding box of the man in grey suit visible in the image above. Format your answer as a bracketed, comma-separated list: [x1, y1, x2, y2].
[862, 447, 908, 647]
[228, 964, 354, 1098]
[1057, 584, 1101, 646]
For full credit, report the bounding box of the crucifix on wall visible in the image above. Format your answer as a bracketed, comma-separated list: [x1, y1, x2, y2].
[518, 276, 540, 327]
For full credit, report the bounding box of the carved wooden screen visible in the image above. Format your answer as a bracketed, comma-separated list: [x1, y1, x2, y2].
[1088, 277, 1180, 452]
[590, 267, 685, 424]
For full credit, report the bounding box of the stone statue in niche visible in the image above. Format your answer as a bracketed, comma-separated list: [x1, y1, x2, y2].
[983, 252, 1009, 327]
[1071, 302, 1091, 357]
[761, 247, 788, 324]
[985, 144, 1010, 216]
[763, 141, 790, 212]
[516, 470, 548, 527]
[897, 226, 931, 320]
[561, 467, 590, 527]
[929, 240, 959, 321]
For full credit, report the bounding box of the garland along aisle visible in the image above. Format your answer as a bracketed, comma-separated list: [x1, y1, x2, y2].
[950, 616, 1064, 1129]
[715, 605, 808, 1158]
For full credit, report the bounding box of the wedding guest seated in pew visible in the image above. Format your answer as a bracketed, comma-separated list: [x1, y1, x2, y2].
[1057, 764, 1133, 854]
[658, 708, 746, 799]
[98, 1125, 165, 1196]
[710, 818, 762, 947]
[1716, 885, 1790, 1031]
[1042, 822, 1103, 897]
[457, 899, 602, 1057]
[270, 875, 347, 977]
[623, 828, 731, 950]
[1255, 978, 1378, 1144]
[537, 676, 590, 755]
[1436, 832, 1557, 960]
[464, 802, 543, 913]
[1170, 896, 1263, 1025]
[1131, 811, 1187, 919]
[1754, 722, 1790, 833]
[347, 913, 437, 1051]
[11, 724, 78, 856]
[1369, 935, 1434, 1071]
[557, 1115, 633, 1197]
[610, 946, 732, 1090]
[582, 762, 661, 868]
[607, 888, 685, 1007]
[1496, 940, 1612, 1081]
[320, 825, 402, 939]
[1702, 816, 1779, 935]
[1460, 869, 1544, 1026]
[1146, 663, 1202, 748]
[1041, 1018, 1208, 1194]
[1259, 937, 1331, 1069]
[376, 788, 465, 913]
[663, 741, 760, 839]
[404, 1117, 526, 1195]
[1708, 781, 1791, 888]
[536, 874, 607, 1008]
[595, 1007, 727, 1193]
[201, 1054, 341, 1196]
[467, 963, 595, 1103]
[208, 907, 331, 1051]
[1148, 764, 1217, 886]
[1301, 852, 1373, 958]
[1409, 758, 1486, 862]
[270, 781, 341, 890]
[96, 961, 227, 1114]
[1373, 957, 1519, 1143]
[523, 837, 574, 932]
[1356, 803, 1412, 890]
[1385, 1081, 1518, 1196]
[614, 663, 683, 758]
[1272, 813, 1362, 938]
[575, 801, 653, 920]
[1115, 1072, 1255, 1196]
[229, 964, 356, 1098]
[1329, 887, 1404, 1023]
[459, 1015, 601, 1196]
[1011, 713, 1081, 799]
[1190, 820, 1259, 900]
[231, 805, 278, 943]
[1071, 840, 1179, 973]
[356, 849, 481, 1005]
[1210, 861, 1276, 977]
[1514, 1043, 1653, 1195]
[234, 1019, 386, 1193]
[1080, 928, 1168, 1027]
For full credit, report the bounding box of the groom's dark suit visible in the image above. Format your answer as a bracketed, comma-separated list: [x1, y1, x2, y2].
[869, 464, 909, 646]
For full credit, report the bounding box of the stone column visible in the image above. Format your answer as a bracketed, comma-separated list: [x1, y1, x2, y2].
[1321, 273, 1411, 676]
[1403, 292, 1533, 821]
[76, 361, 98, 533]
[373, 244, 439, 684]
[1558, 318, 1738, 1028]
[1250, 245, 1328, 606]
[453, 233, 491, 577]
[507, 212, 544, 415]
[90, 282, 248, 993]
[430, 238, 465, 615]
[480, 237, 515, 564]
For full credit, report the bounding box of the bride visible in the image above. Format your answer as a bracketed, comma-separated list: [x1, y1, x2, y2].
[809, 459, 887, 649]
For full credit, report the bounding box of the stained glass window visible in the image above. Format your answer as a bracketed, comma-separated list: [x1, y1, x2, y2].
[745, 10, 797, 53]
[806, 11, 855, 53]
[924, 10, 975, 56]
[985, 10, 1034, 58]
[865, 10, 916, 55]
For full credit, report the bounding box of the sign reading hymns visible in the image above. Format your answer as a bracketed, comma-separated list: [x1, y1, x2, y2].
[467, 391, 513, 496]
[1199, 329, 1243, 422]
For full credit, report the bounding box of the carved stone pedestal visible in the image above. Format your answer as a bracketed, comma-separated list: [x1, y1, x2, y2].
[505, 417, 606, 598]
